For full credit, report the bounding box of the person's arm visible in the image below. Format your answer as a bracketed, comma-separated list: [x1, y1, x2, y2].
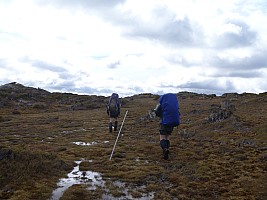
[154, 103, 162, 117]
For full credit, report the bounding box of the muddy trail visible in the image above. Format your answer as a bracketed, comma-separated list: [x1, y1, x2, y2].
[0, 89, 267, 199]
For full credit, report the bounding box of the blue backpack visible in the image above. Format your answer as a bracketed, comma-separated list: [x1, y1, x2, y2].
[159, 93, 180, 126]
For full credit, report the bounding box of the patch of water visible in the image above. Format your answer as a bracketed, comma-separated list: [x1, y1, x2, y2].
[135, 157, 149, 164]
[50, 160, 154, 200]
[50, 161, 104, 200]
[62, 128, 87, 134]
[41, 136, 56, 143]
[102, 180, 154, 200]
[72, 141, 97, 146]
[72, 141, 110, 146]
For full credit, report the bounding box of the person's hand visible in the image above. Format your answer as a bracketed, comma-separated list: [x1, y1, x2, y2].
[149, 110, 156, 119]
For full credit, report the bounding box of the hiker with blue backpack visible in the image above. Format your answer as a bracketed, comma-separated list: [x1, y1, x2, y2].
[153, 93, 180, 160]
[107, 93, 121, 133]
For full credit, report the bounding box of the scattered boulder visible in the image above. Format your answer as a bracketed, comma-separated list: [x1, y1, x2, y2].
[238, 139, 257, 148]
[207, 100, 235, 123]
[178, 129, 196, 139]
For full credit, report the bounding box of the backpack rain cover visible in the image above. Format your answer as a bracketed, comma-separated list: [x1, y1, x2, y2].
[159, 93, 180, 126]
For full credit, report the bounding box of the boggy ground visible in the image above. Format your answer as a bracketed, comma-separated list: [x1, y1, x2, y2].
[0, 91, 267, 199]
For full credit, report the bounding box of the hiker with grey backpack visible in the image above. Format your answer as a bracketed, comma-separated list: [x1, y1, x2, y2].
[107, 93, 121, 133]
[153, 93, 180, 160]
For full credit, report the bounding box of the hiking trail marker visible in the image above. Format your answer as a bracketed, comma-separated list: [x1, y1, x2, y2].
[109, 110, 128, 160]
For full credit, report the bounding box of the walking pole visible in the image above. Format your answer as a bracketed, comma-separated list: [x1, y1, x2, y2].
[109, 110, 128, 160]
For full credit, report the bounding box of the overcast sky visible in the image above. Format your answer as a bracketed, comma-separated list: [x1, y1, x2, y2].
[0, 0, 267, 96]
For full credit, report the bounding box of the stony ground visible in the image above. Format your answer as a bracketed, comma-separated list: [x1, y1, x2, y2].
[0, 88, 266, 199]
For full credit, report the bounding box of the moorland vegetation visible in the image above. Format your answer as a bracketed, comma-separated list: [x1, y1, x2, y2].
[0, 82, 266, 199]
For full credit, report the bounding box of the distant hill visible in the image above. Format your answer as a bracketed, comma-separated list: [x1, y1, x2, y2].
[0, 82, 266, 112]
[0, 82, 107, 110]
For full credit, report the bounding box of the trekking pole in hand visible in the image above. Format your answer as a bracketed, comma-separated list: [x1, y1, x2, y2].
[109, 110, 128, 160]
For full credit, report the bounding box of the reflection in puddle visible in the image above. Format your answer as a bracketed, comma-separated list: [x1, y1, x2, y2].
[50, 160, 154, 200]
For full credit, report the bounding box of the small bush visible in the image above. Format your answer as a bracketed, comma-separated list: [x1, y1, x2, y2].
[0, 147, 71, 189]
[32, 103, 47, 109]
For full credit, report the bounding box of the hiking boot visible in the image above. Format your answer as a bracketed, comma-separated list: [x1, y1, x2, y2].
[114, 121, 118, 131]
[163, 148, 169, 160]
[109, 122, 112, 133]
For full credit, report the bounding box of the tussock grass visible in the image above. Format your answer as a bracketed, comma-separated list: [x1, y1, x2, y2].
[0, 147, 71, 199]
[61, 185, 103, 200]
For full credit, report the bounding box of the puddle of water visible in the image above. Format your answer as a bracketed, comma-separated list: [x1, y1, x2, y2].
[72, 141, 97, 146]
[50, 160, 154, 200]
[50, 161, 105, 200]
[135, 157, 149, 164]
[72, 141, 109, 146]
[41, 136, 56, 143]
[62, 128, 87, 134]
[135, 157, 140, 162]
[102, 192, 154, 200]
[102, 181, 154, 200]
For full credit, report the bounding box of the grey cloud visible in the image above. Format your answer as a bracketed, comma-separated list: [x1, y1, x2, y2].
[107, 61, 120, 69]
[46, 80, 113, 95]
[36, 0, 127, 34]
[20, 57, 67, 73]
[58, 72, 75, 79]
[57, 71, 90, 82]
[127, 86, 144, 93]
[160, 79, 236, 95]
[159, 17, 199, 45]
[31, 60, 67, 73]
[179, 80, 234, 91]
[211, 70, 263, 78]
[37, 0, 125, 10]
[167, 55, 198, 67]
[210, 50, 267, 70]
[91, 55, 109, 60]
[47, 81, 76, 91]
[123, 8, 202, 46]
[214, 20, 257, 49]
[37, 1, 202, 47]
[75, 86, 112, 94]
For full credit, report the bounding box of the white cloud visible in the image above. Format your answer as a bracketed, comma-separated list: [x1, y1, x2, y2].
[0, 0, 266, 96]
